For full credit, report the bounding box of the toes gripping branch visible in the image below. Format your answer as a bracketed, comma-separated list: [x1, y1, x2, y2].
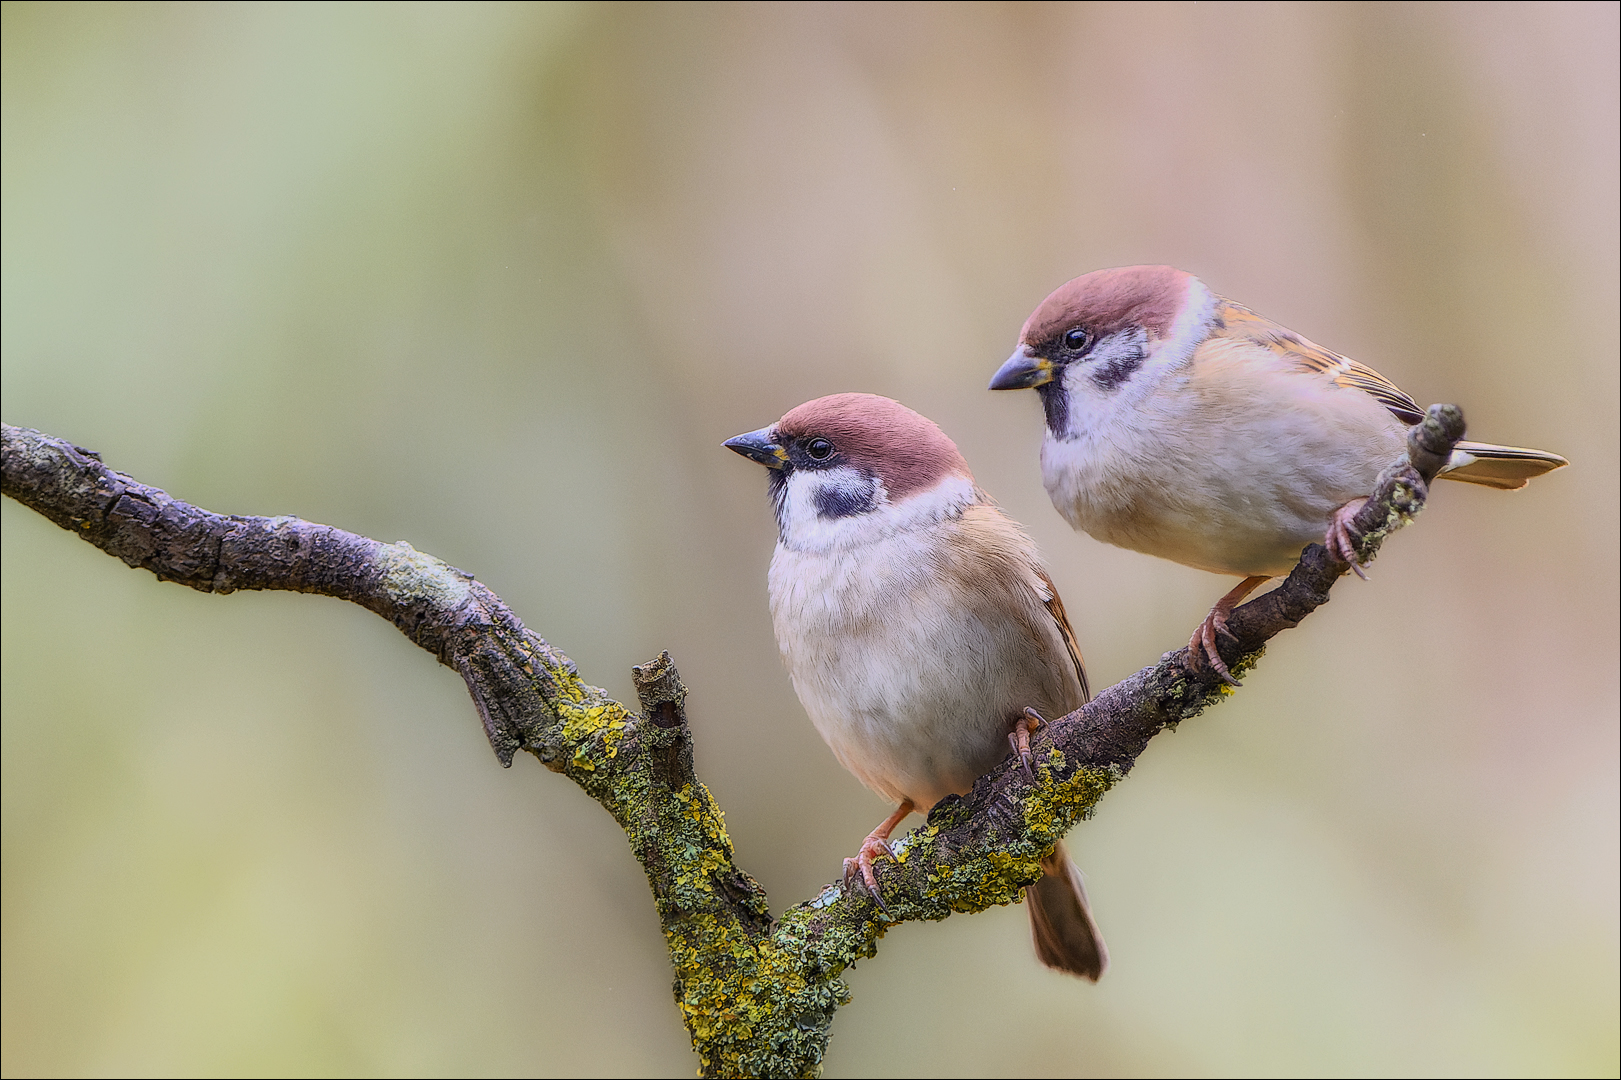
[1011, 707, 1046, 779]
[1181, 403, 1465, 687]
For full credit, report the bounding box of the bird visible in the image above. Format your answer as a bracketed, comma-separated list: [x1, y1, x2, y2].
[988, 265, 1568, 683]
[725, 392, 1108, 980]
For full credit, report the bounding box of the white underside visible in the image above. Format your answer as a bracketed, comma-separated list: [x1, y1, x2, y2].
[770, 495, 1085, 809]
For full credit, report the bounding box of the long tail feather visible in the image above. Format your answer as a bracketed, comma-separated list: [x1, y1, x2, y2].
[1440, 440, 1568, 490]
[1026, 841, 1108, 980]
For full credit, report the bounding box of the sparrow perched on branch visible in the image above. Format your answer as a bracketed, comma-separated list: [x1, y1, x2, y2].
[725, 393, 1107, 980]
[989, 265, 1568, 682]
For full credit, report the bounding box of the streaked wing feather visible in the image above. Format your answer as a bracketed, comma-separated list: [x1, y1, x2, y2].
[1332, 361, 1426, 424]
[1034, 568, 1090, 705]
[1216, 300, 1425, 424]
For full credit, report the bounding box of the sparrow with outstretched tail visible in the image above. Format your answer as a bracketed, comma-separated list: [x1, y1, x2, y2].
[725, 393, 1107, 980]
[990, 265, 1568, 683]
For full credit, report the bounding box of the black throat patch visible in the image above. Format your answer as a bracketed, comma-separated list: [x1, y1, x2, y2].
[1037, 381, 1070, 439]
[768, 468, 790, 536]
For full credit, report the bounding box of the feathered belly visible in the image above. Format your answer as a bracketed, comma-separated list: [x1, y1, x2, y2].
[1043, 412, 1402, 578]
[768, 540, 1064, 809]
[1068, 486, 1333, 578]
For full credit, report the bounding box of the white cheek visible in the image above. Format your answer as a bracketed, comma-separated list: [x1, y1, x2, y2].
[1052, 348, 1126, 435]
[778, 466, 887, 549]
[781, 465, 876, 521]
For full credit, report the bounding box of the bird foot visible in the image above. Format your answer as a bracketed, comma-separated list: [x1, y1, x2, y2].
[1326, 498, 1370, 579]
[1009, 707, 1046, 779]
[1189, 613, 1242, 687]
[1187, 576, 1270, 687]
[841, 800, 914, 911]
[842, 840, 895, 912]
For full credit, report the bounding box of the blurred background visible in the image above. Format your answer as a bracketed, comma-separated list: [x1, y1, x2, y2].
[3, 2, 1616, 1076]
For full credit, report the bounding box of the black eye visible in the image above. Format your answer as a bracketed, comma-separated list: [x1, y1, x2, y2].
[1063, 328, 1090, 352]
[805, 438, 834, 461]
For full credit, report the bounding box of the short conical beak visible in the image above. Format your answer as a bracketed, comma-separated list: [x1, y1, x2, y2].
[988, 345, 1054, 390]
[723, 427, 788, 469]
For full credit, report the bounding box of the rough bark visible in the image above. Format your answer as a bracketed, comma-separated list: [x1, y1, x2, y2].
[0, 405, 1465, 1078]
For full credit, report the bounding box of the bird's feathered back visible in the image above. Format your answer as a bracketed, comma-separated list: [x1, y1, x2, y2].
[1212, 299, 1568, 489]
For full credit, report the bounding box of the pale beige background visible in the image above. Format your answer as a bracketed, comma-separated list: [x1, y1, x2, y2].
[3, 3, 1616, 1076]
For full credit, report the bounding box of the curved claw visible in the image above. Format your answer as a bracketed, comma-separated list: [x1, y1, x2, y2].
[1186, 576, 1270, 687]
[842, 800, 913, 913]
[1327, 498, 1371, 579]
[843, 836, 894, 912]
[1189, 615, 1243, 687]
[1009, 707, 1047, 779]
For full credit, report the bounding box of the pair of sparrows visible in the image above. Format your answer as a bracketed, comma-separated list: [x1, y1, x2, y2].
[725, 265, 1567, 980]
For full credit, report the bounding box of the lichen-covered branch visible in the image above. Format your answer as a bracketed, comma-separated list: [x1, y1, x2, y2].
[0, 405, 1465, 1079]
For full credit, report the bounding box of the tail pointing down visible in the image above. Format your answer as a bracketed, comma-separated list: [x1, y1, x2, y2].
[1026, 841, 1109, 981]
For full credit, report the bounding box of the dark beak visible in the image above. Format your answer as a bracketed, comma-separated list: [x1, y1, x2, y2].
[988, 345, 1055, 390]
[723, 426, 788, 469]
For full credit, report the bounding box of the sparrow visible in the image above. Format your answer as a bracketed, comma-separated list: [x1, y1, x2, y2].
[989, 265, 1569, 682]
[725, 393, 1108, 980]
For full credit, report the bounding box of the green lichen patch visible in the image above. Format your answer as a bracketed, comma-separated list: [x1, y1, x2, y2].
[667, 911, 850, 1078]
[551, 703, 631, 798]
[898, 762, 1120, 918]
[1357, 476, 1424, 564]
[515, 640, 1276, 1077]
[554, 698, 629, 752]
[924, 846, 1040, 913]
[1156, 645, 1266, 729]
[647, 780, 837, 1075]
[1022, 760, 1120, 839]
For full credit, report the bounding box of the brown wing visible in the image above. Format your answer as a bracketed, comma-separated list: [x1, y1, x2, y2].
[1216, 300, 1425, 425]
[1034, 568, 1090, 706]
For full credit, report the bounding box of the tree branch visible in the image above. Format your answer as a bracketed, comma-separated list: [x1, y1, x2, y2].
[0, 405, 1465, 1078]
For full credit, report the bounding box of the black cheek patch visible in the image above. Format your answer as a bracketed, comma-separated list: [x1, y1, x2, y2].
[813, 482, 876, 519]
[1090, 352, 1144, 391]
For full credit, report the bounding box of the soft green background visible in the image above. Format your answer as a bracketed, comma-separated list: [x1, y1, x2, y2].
[3, 2, 1616, 1076]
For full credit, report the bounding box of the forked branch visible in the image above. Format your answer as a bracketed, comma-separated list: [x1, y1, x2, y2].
[0, 405, 1465, 1078]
